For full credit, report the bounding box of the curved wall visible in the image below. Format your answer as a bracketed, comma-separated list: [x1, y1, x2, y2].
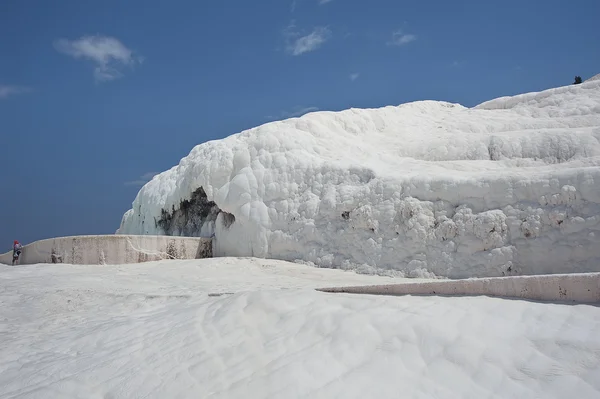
[0, 235, 212, 266]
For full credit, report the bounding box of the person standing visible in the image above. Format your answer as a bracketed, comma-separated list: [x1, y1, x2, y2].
[12, 240, 22, 265]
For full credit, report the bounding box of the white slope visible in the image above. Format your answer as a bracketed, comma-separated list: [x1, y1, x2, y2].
[1, 259, 599, 399]
[118, 80, 600, 278]
[586, 73, 600, 82]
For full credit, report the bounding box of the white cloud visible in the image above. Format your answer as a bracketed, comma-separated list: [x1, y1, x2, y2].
[387, 30, 417, 46]
[284, 23, 331, 56]
[319, 0, 334, 4]
[268, 106, 319, 121]
[350, 73, 360, 81]
[54, 35, 143, 82]
[125, 172, 158, 187]
[0, 85, 31, 99]
[282, 106, 319, 118]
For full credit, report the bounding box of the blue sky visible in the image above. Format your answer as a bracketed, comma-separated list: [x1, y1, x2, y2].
[1, 0, 599, 248]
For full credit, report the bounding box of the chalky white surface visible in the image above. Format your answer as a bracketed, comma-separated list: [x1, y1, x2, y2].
[1, 258, 599, 398]
[119, 81, 600, 278]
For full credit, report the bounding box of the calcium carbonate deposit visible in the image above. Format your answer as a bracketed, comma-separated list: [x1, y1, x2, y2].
[118, 81, 600, 278]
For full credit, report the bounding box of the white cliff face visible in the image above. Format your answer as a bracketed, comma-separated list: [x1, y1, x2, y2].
[118, 80, 600, 278]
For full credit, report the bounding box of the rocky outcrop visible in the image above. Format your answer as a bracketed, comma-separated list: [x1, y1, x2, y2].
[117, 81, 600, 278]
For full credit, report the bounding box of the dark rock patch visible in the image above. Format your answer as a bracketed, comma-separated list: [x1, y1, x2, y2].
[157, 187, 222, 236]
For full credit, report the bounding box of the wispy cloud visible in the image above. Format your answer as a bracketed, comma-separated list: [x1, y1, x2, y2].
[282, 106, 319, 118]
[124, 172, 158, 187]
[350, 72, 360, 81]
[319, 0, 334, 4]
[387, 30, 417, 46]
[284, 22, 331, 56]
[0, 85, 31, 99]
[54, 35, 143, 82]
[266, 106, 319, 121]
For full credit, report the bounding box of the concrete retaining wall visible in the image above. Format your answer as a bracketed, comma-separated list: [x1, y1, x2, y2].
[0, 235, 212, 266]
[318, 273, 600, 303]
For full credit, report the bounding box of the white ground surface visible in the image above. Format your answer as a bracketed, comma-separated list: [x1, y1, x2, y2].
[2, 258, 599, 398]
[118, 80, 600, 278]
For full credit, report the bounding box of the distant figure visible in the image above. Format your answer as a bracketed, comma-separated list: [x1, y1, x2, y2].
[12, 240, 22, 265]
